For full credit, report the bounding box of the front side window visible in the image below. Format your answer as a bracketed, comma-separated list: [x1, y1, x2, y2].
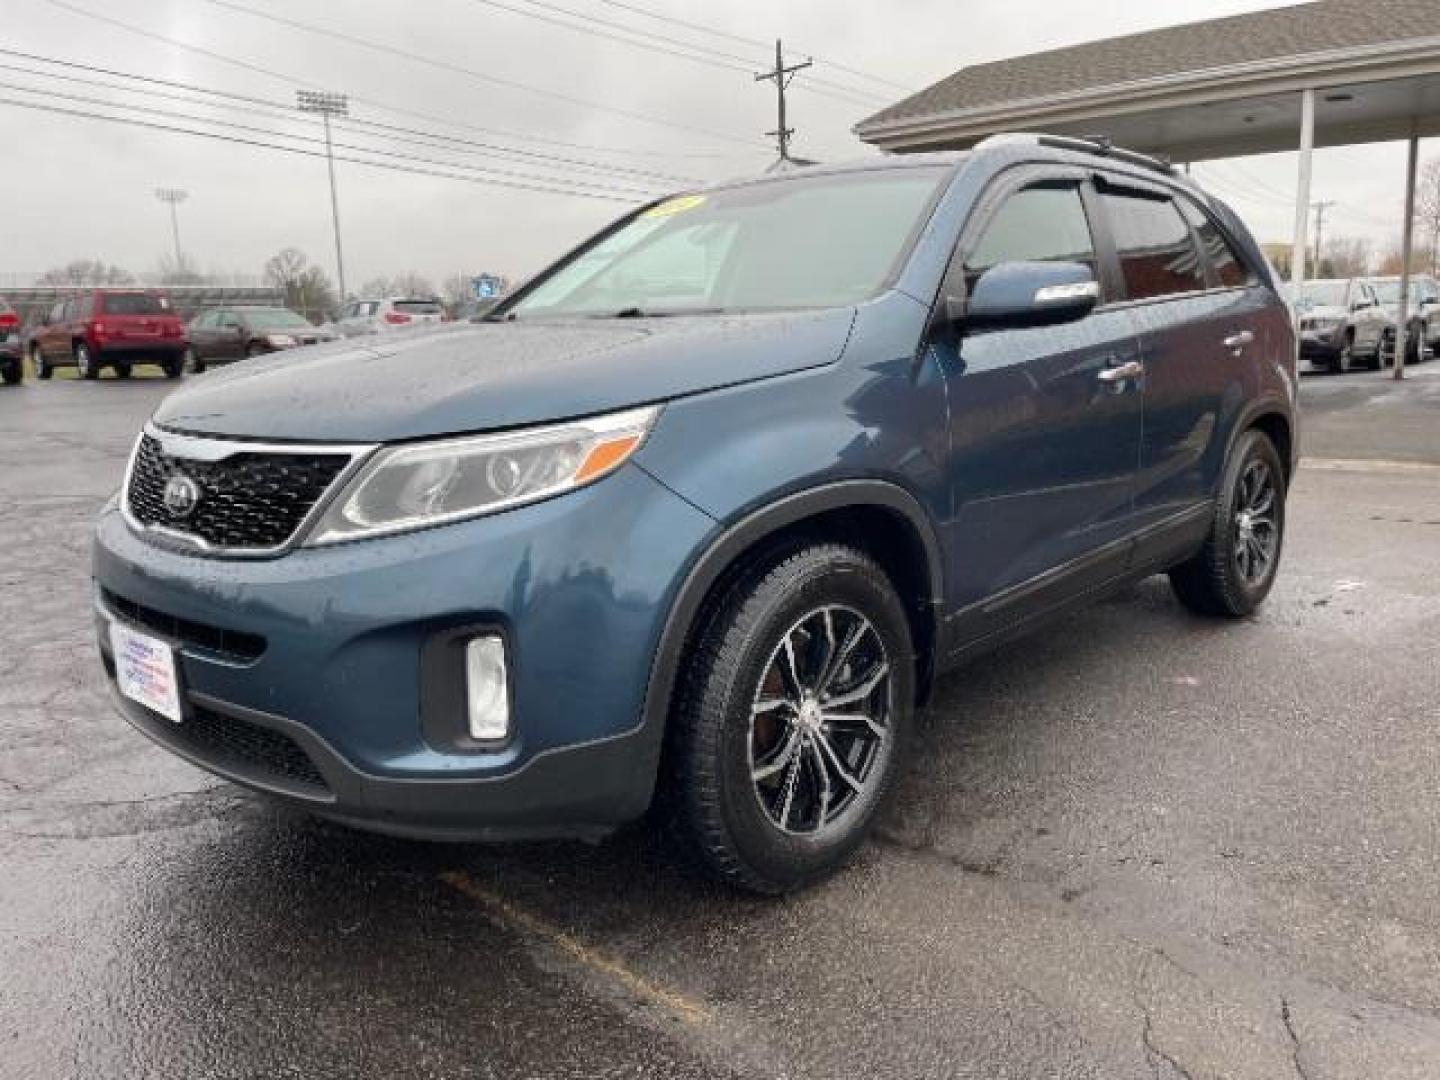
[510, 167, 948, 318]
[964, 181, 1097, 293]
[1102, 189, 1207, 301]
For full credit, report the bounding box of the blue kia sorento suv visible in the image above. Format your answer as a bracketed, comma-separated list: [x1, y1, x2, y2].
[94, 134, 1297, 893]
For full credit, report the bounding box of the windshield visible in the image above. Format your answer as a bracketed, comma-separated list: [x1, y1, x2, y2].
[244, 308, 311, 329]
[1297, 281, 1347, 308]
[100, 293, 169, 315]
[509, 167, 947, 318]
[1371, 279, 1436, 304]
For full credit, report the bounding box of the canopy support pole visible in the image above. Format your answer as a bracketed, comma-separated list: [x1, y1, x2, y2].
[1394, 125, 1419, 380]
[1291, 88, 1315, 301]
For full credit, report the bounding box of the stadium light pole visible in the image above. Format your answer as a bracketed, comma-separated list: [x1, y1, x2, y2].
[154, 187, 188, 267]
[296, 90, 349, 303]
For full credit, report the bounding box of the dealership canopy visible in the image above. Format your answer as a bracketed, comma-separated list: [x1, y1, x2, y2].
[856, 0, 1440, 377]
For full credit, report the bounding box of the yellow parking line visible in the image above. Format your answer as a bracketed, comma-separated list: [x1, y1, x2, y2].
[439, 870, 711, 1026]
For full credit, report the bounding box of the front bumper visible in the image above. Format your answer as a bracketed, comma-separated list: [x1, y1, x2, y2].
[93, 463, 717, 838]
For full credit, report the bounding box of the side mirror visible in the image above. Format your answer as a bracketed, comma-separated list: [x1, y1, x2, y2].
[962, 261, 1100, 329]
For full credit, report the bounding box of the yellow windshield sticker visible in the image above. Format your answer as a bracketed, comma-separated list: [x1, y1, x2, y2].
[644, 194, 706, 218]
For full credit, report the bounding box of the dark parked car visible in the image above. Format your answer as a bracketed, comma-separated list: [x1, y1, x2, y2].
[94, 135, 1297, 893]
[29, 289, 185, 379]
[0, 300, 21, 385]
[185, 306, 335, 373]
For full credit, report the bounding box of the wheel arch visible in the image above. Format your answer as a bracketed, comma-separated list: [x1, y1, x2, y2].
[1236, 403, 1296, 486]
[640, 480, 946, 767]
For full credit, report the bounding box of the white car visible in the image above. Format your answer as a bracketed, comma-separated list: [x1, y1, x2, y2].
[1295, 278, 1390, 373]
[1369, 275, 1440, 365]
[335, 297, 447, 337]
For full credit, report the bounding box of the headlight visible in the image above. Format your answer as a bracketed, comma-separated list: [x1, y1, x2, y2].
[305, 405, 659, 545]
[266, 334, 298, 347]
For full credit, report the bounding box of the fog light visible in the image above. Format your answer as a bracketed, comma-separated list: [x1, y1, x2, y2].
[465, 635, 510, 741]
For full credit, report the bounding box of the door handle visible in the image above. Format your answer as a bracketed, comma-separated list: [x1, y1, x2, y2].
[1223, 330, 1255, 353]
[1097, 360, 1144, 383]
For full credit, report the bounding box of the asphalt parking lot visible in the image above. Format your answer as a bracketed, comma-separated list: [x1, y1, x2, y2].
[2, 366, 1438, 1079]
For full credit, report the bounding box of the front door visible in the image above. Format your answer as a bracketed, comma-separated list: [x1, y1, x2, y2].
[938, 172, 1144, 639]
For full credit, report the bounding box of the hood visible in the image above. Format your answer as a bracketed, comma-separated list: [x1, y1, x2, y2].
[154, 309, 856, 442]
[1297, 303, 1346, 321]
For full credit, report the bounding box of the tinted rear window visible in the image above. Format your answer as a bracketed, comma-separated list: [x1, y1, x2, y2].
[1102, 190, 1207, 301]
[100, 293, 170, 315]
[1178, 199, 1252, 289]
[394, 300, 443, 315]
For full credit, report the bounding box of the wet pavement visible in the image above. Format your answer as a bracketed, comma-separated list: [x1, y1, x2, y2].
[2, 370, 1439, 1079]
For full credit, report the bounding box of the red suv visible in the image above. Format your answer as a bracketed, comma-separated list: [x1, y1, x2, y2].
[29, 289, 186, 380]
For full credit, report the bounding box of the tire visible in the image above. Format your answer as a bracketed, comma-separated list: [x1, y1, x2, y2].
[1, 360, 19, 386]
[1405, 323, 1423, 365]
[114, 363, 132, 379]
[1169, 429, 1286, 618]
[31, 345, 50, 381]
[1335, 332, 1354, 373]
[162, 357, 183, 379]
[245, 342, 265, 359]
[75, 342, 98, 380]
[662, 543, 914, 894]
[185, 347, 205, 374]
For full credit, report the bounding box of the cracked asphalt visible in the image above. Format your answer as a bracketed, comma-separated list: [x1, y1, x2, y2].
[2, 366, 1439, 1079]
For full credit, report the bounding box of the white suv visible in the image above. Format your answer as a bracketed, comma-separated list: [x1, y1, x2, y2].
[335, 297, 447, 338]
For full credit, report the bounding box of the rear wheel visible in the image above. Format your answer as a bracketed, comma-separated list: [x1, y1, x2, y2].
[1, 360, 19, 386]
[1406, 323, 1423, 365]
[75, 342, 98, 380]
[161, 355, 183, 379]
[114, 363, 132, 379]
[31, 345, 50, 380]
[245, 342, 265, 359]
[662, 543, 913, 894]
[1169, 430, 1286, 617]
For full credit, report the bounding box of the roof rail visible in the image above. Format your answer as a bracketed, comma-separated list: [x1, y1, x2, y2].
[974, 132, 1176, 176]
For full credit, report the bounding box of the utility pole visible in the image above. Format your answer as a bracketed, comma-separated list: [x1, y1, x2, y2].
[754, 39, 811, 164]
[154, 188, 188, 268]
[296, 90, 349, 304]
[1311, 199, 1335, 274]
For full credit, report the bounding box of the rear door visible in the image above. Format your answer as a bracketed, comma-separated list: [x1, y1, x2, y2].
[214, 311, 244, 358]
[190, 312, 217, 358]
[1099, 178, 1269, 551]
[38, 299, 68, 359]
[940, 168, 1145, 632]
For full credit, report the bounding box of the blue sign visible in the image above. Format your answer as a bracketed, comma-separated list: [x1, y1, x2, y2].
[473, 274, 501, 300]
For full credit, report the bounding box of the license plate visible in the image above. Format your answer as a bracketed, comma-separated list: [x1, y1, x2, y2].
[110, 621, 183, 723]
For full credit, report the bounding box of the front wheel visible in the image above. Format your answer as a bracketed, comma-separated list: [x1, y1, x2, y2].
[114, 362, 132, 379]
[1169, 430, 1286, 617]
[31, 345, 50, 380]
[185, 347, 205, 374]
[662, 543, 914, 894]
[162, 355, 183, 379]
[1, 360, 19, 386]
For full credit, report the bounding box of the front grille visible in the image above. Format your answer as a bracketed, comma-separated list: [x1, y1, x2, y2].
[127, 433, 351, 551]
[167, 703, 329, 793]
[102, 588, 266, 662]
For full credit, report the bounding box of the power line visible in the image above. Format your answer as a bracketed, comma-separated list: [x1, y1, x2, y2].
[40, 0, 763, 160]
[0, 94, 648, 202]
[0, 48, 700, 184]
[586, 0, 916, 92]
[196, 0, 764, 145]
[0, 81, 664, 199]
[463, 0, 892, 107]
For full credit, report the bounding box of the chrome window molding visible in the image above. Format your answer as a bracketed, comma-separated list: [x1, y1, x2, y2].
[119, 422, 378, 559]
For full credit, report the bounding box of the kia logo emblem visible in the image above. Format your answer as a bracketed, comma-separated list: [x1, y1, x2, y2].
[162, 474, 202, 519]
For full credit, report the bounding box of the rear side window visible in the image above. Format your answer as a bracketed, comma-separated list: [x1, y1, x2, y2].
[1101, 190, 1206, 300]
[1178, 200, 1252, 288]
[964, 181, 1097, 292]
[100, 293, 168, 316]
[393, 300, 443, 315]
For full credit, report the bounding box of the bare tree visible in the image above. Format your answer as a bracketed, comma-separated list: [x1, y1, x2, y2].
[1322, 236, 1372, 278]
[358, 276, 393, 299]
[157, 252, 206, 285]
[264, 247, 309, 292]
[1377, 246, 1428, 275]
[261, 248, 337, 322]
[1413, 157, 1440, 274]
[388, 271, 436, 299]
[37, 259, 133, 286]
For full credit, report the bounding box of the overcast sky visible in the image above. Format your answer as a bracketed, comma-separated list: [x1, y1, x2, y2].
[0, 0, 1429, 291]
